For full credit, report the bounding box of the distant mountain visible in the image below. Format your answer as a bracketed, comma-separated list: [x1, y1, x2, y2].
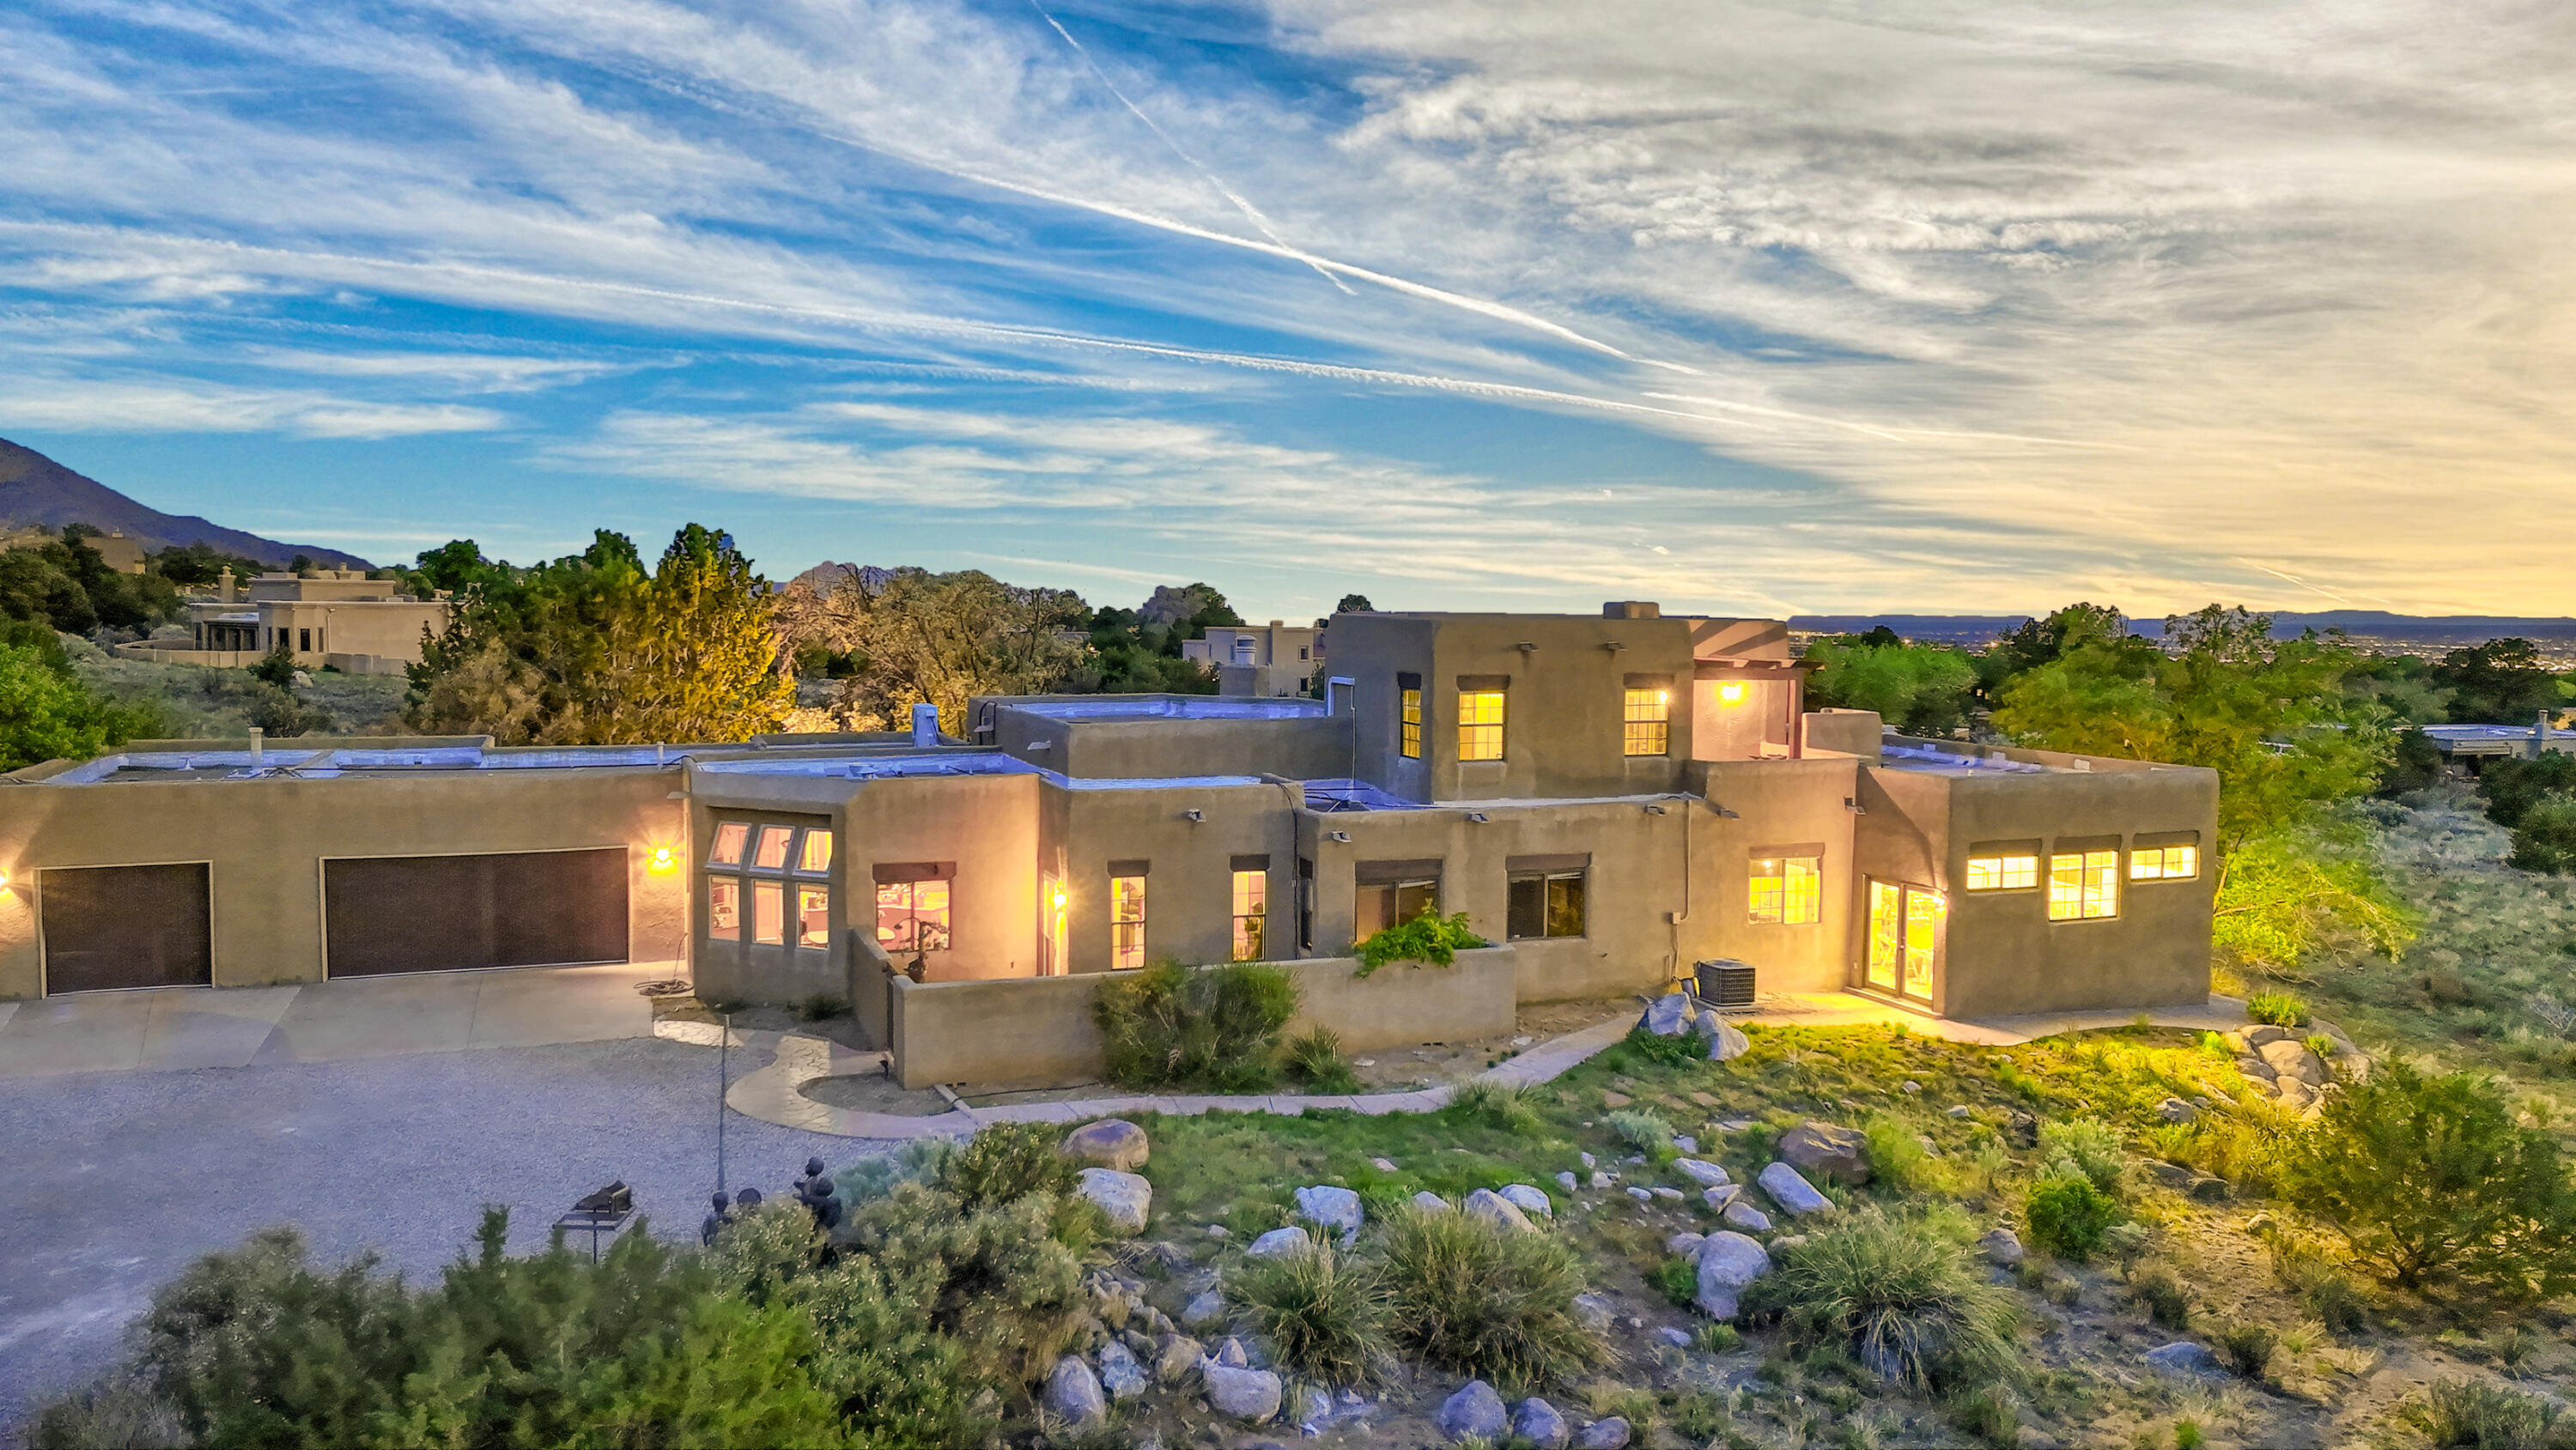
[786, 561, 893, 594]
[0, 438, 373, 570]
[1791, 611, 2576, 647]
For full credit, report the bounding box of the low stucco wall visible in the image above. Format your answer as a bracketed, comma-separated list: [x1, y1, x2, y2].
[886, 946, 1518, 1089]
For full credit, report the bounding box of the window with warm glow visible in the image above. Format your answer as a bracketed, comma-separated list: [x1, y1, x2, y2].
[753, 881, 785, 944]
[2049, 850, 2120, 919]
[1623, 688, 1670, 755]
[1400, 688, 1421, 759]
[797, 886, 830, 948]
[1965, 853, 2040, 891]
[2130, 844, 2200, 881]
[753, 826, 794, 871]
[1110, 874, 1148, 969]
[708, 822, 749, 866]
[1231, 869, 1267, 961]
[1457, 689, 1505, 761]
[1749, 855, 1822, 925]
[708, 877, 739, 934]
[798, 830, 833, 874]
[875, 878, 951, 954]
[1507, 870, 1586, 939]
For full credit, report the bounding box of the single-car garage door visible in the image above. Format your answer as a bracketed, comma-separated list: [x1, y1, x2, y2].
[325, 849, 629, 978]
[42, 863, 214, 993]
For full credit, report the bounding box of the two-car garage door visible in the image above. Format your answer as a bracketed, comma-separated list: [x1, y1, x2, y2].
[325, 849, 629, 977]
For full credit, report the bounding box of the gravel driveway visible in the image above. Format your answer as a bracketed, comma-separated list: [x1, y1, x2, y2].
[0, 1037, 892, 1434]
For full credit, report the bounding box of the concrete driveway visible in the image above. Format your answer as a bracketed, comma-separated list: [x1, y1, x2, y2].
[0, 1009, 889, 1434]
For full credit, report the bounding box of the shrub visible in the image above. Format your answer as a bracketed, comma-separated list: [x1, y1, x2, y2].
[1607, 1108, 1675, 1152]
[1094, 959, 1299, 1091]
[1285, 1026, 1362, 1094]
[2128, 1265, 2191, 1329]
[1948, 1385, 2020, 1447]
[936, 1121, 1081, 1210]
[2037, 1117, 2125, 1195]
[1449, 1078, 1542, 1133]
[2407, 1378, 2575, 1450]
[1650, 1256, 1698, 1307]
[1355, 908, 1484, 975]
[838, 1179, 1096, 1391]
[2510, 795, 2576, 875]
[1620, 1023, 1704, 1069]
[1862, 1115, 1935, 1193]
[1694, 1322, 1743, 1354]
[27, 1373, 183, 1450]
[2283, 1059, 2576, 1300]
[2481, 753, 2576, 829]
[1743, 1209, 2017, 1393]
[1228, 1241, 1394, 1386]
[2213, 1320, 2276, 1377]
[2024, 1174, 2121, 1260]
[2245, 991, 2307, 1028]
[2174, 1417, 2206, 1450]
[1380, 1205, 1607, 1392]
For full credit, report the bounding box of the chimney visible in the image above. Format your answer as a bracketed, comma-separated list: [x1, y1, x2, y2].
[1603, 601, 1662, 620]
[248, 726, 264, 765]
[218, 567, 237, 604]
[911, 702, 939, 747]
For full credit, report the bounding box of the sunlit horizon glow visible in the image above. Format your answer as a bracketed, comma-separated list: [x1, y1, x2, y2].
[3, 0, 2571, 620]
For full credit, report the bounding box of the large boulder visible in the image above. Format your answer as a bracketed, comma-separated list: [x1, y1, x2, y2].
[2144, 1342, 2227, 1381]
[1246, 1226, 1314, 1258]
[1672, 1158, 1729, 1187]
[1203, 1364, 1284, 1423]
[1513, 1397, 1572, 1450]
[1078, 1168, 1152, 1235]
[1437, 1380, 1510, 1441]
[2259, 1039, 2329, 1086]
[1043, 1355, 1107, 1425]
[1498, 1184, 1555, 1218]
[1413, 1190, 1455, 1213]
[1695, 1013, 1751, 1061]
[1979, 1227, 2026, 1267]
[1576, 1417, 1633, 1449]
[1464, 1188, 1538, 1234]
[1155, 1335, 1205, 1386]
[1722, 1198, 1771, 1232]
[1062, 1119, 1150, 1172]
[1295, 1185, 1364, 1238]
[1777, 1122, 1872, 1185]
[1758, 1162, 1832, 1216]
[1640, 992, 1696, 1037]
[1693, 1230, 1771, 1319]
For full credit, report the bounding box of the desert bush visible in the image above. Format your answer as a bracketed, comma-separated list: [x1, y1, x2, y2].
[1285, 1026, 1362, 1093]
[2245, 991, 2307, 1028]
[1619, 1023, 1705, 1069]
[1094, 959, 1299, 1091]
[2024, 1174, 2122, 1260]
[1694, 1322, 1743, 1354]
[2480, 753, 2576, 829]
[2510, 795, 2576, 875]
[1449, 1078, 1542, 1133]
[839, 1180, 1096, 1390]
[27, 1373, 184, 1450]
[2213, 1320, 2276, 1377]
[936, 1121, 1080, 1210]
[1607, 1108, 1675, 1151]
[1744, 1209, 2017, 1393]
[1230, 1241, 1394, 1386]
[1862, 1114, 1936, 1193]
[2283, 1059, 2576, 1301]
[1948, 1384, 2021, 1447]
[837, 1138, 950, 1204]
[2038, 1117, 2126, 1195]
[2406, 1377, 2576, 1450]
[1354, 908, 1484, 974]
[2266, 1238, 2368, 1332]
[2127, 1265, 2192, 1329]
[1380, 1205, 1607, 1392]
[1650, 1256, 1698, 1307]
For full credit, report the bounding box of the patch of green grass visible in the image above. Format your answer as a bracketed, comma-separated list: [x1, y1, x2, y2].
[1607, 1108, 1674, 1151]
[2245, 991, 2308, 1028]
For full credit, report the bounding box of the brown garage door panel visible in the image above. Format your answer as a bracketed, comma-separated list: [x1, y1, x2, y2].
[325, 850, 629, 977]
[43, 864, 213, 993]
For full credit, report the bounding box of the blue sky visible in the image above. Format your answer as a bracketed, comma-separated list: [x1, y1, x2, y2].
[5, 0, 2573, 620]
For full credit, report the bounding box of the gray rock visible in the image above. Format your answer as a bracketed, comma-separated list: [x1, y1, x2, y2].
[1575, 1416, 1633, 1449]
[2245, 1023, 2293, 1047]
[1589, 1171, 1616, 1190]
[1513, 1396, 1572, 1450]
[1899, 1080, 1922, 1094]
[1155, 1335, 1204, 1386]
[1666, 1231, 1706, 1254]
[2144, 1341, 2227, 1380]
[1722, 1198, 1771, 1231]
[1436, 1380, 1510, 1441]
[1693, 1230, 1771, 1319]
[1557, 1170, 1581, 1192]
[1062, 1119, 1150, 1171]
[1641, 992, 1696, 1037]
[1917, 1134, 1943, 1158]
[2260, 1039, 2328, 1086]
[1777, 1121, 1872, 1185]
[1759, 1161, 1833, 1216]
[1947, 1104, 1973, 1118]
[1206, 1223, 1230, 1238]
[1413, 1190, 1455, 1213]
[1650, 1186, 1685, 1202]
[1499, 1183, 1555, 1217]
[1294, 1184, 1364, 1236]
[1697, 1013, 1752, 1060]
[1097, 1340, 1147, 1401]
[1572, 1291, 1615, 1331]
[1625, 1186, 1655, 1203]
[1771, 1234, 1808, 1251]
[1673, 1135, 1698, 1154]
[1182, 1289, 1227, 1327]
[1979, 1227, 2026, 1266]
[1370, 1156, 1400, 1173]
[1215, 1336, 1250, 1368]
[1246, 1226, 1313, 1258]
[1078, 1168, 1152, 1235]
[1204, 1363, 1283, 1422]
[1580, 1151, 1595, 1169]
[2157, 1096, 2198, 1124]
[1043, 1355, 1108, 1425]
[1672, 1157, 1729, 1187]
[1291, 1382, 1334, 1429]
[1465, 1187, 1539, 1233]
[1702, 1184, 1741, 1212]
[1654, 1325, 1691, 1346]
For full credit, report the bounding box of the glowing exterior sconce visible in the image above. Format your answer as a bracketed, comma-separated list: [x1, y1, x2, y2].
[1716, 682, 1746, 706]
[647, 845, 677, 875]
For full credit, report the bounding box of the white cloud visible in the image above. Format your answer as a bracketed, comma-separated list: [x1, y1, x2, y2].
[0, 379, 508, 438]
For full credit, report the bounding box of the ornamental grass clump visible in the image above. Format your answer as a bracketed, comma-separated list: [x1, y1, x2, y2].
[1607, 1108, 1675, 1152]
[2407, 1377, 2576, 1450]
[2245, 991, 2308, 1028]
[1449, 1078, 1543, 1134]
[1094, 959, 1299, 1091]
[1227, 1241, 1395, 1387]
[1284, 1026, 1362, 1094]
[1379, 1205, 1607, 1392]
[1743, 1209, 2018, 1394]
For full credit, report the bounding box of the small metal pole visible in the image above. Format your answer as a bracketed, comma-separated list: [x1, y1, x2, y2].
[717, 1011, 731, 1197]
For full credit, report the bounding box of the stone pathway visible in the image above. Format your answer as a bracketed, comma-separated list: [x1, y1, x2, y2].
[724, 992, 2252, 1139]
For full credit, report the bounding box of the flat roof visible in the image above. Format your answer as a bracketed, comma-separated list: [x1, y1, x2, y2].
[1875, 742, 2050, 775]
[1001, 696, 1329, 722]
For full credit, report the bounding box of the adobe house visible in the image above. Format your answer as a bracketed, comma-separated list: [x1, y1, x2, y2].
[118, 568, 453, 675]
[0, 604, 2215, 1080]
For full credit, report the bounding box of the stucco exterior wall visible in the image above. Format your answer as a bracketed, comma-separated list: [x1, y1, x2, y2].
[1041, 778, 1304, 974]
[985, 704, 1352, 781]
[0, 767, 688, 998]
[1689, 756, 1864, 994]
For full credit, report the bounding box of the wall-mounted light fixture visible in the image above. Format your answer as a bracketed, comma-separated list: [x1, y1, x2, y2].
[1466, 811, 1490, 823]
[647, 845, 677, 874]
[1515, 641, 1538, 652]
[1327, 830, 1352, 843]
[1643, 804, 1668, 816]
[1714, 804, 1741, 820]
[1182, 809, 1206, 822]
[1050, 884, 1068, 911]
[1602, 640, 1626, 652]
[1025, 739, 1055, 750]
[1844, 797, 1868, 815]
[1716, 682, 1746, 705]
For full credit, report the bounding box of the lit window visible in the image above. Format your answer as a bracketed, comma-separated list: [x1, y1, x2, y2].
[1965, 854, 2040, 891]
[1623, 688, 1670, 755]
[1749, 856, 1822, 925]
[753, 881, 786, 944]
[1231, 869, 1267, 962]
[1903, 888, 1943, 998]
[2049, 850, 2120, 920]
[876, 878, 952, 954]
[753, 826, 794, 871]
[708, 877, 739, 934]
[1110, 874, 1148, 970]
[2130, 845, 2200, 881]
[1400, 688, 1422, 759]
[798, 830, 834, 875]
[1357, 877, 1438, 938]
[1457, 690, 1505, 761]
[797, 885, 830, 948]
[1508, 871, 1586, 939]
[709, 822, 749, 866]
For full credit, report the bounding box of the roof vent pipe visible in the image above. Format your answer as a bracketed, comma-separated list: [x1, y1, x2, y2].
[911, 703, 939, 748]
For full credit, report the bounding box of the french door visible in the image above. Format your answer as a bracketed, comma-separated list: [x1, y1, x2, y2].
[1865, 879, 1943, 1004]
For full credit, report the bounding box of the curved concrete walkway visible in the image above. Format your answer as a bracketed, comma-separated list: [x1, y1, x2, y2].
[720, 992, 2251, 1140]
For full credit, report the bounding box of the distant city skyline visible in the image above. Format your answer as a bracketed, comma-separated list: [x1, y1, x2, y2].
[5, 0, 2572, 622]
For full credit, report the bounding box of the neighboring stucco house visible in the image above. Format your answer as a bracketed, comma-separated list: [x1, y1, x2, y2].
[119, 568, 453, 675]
